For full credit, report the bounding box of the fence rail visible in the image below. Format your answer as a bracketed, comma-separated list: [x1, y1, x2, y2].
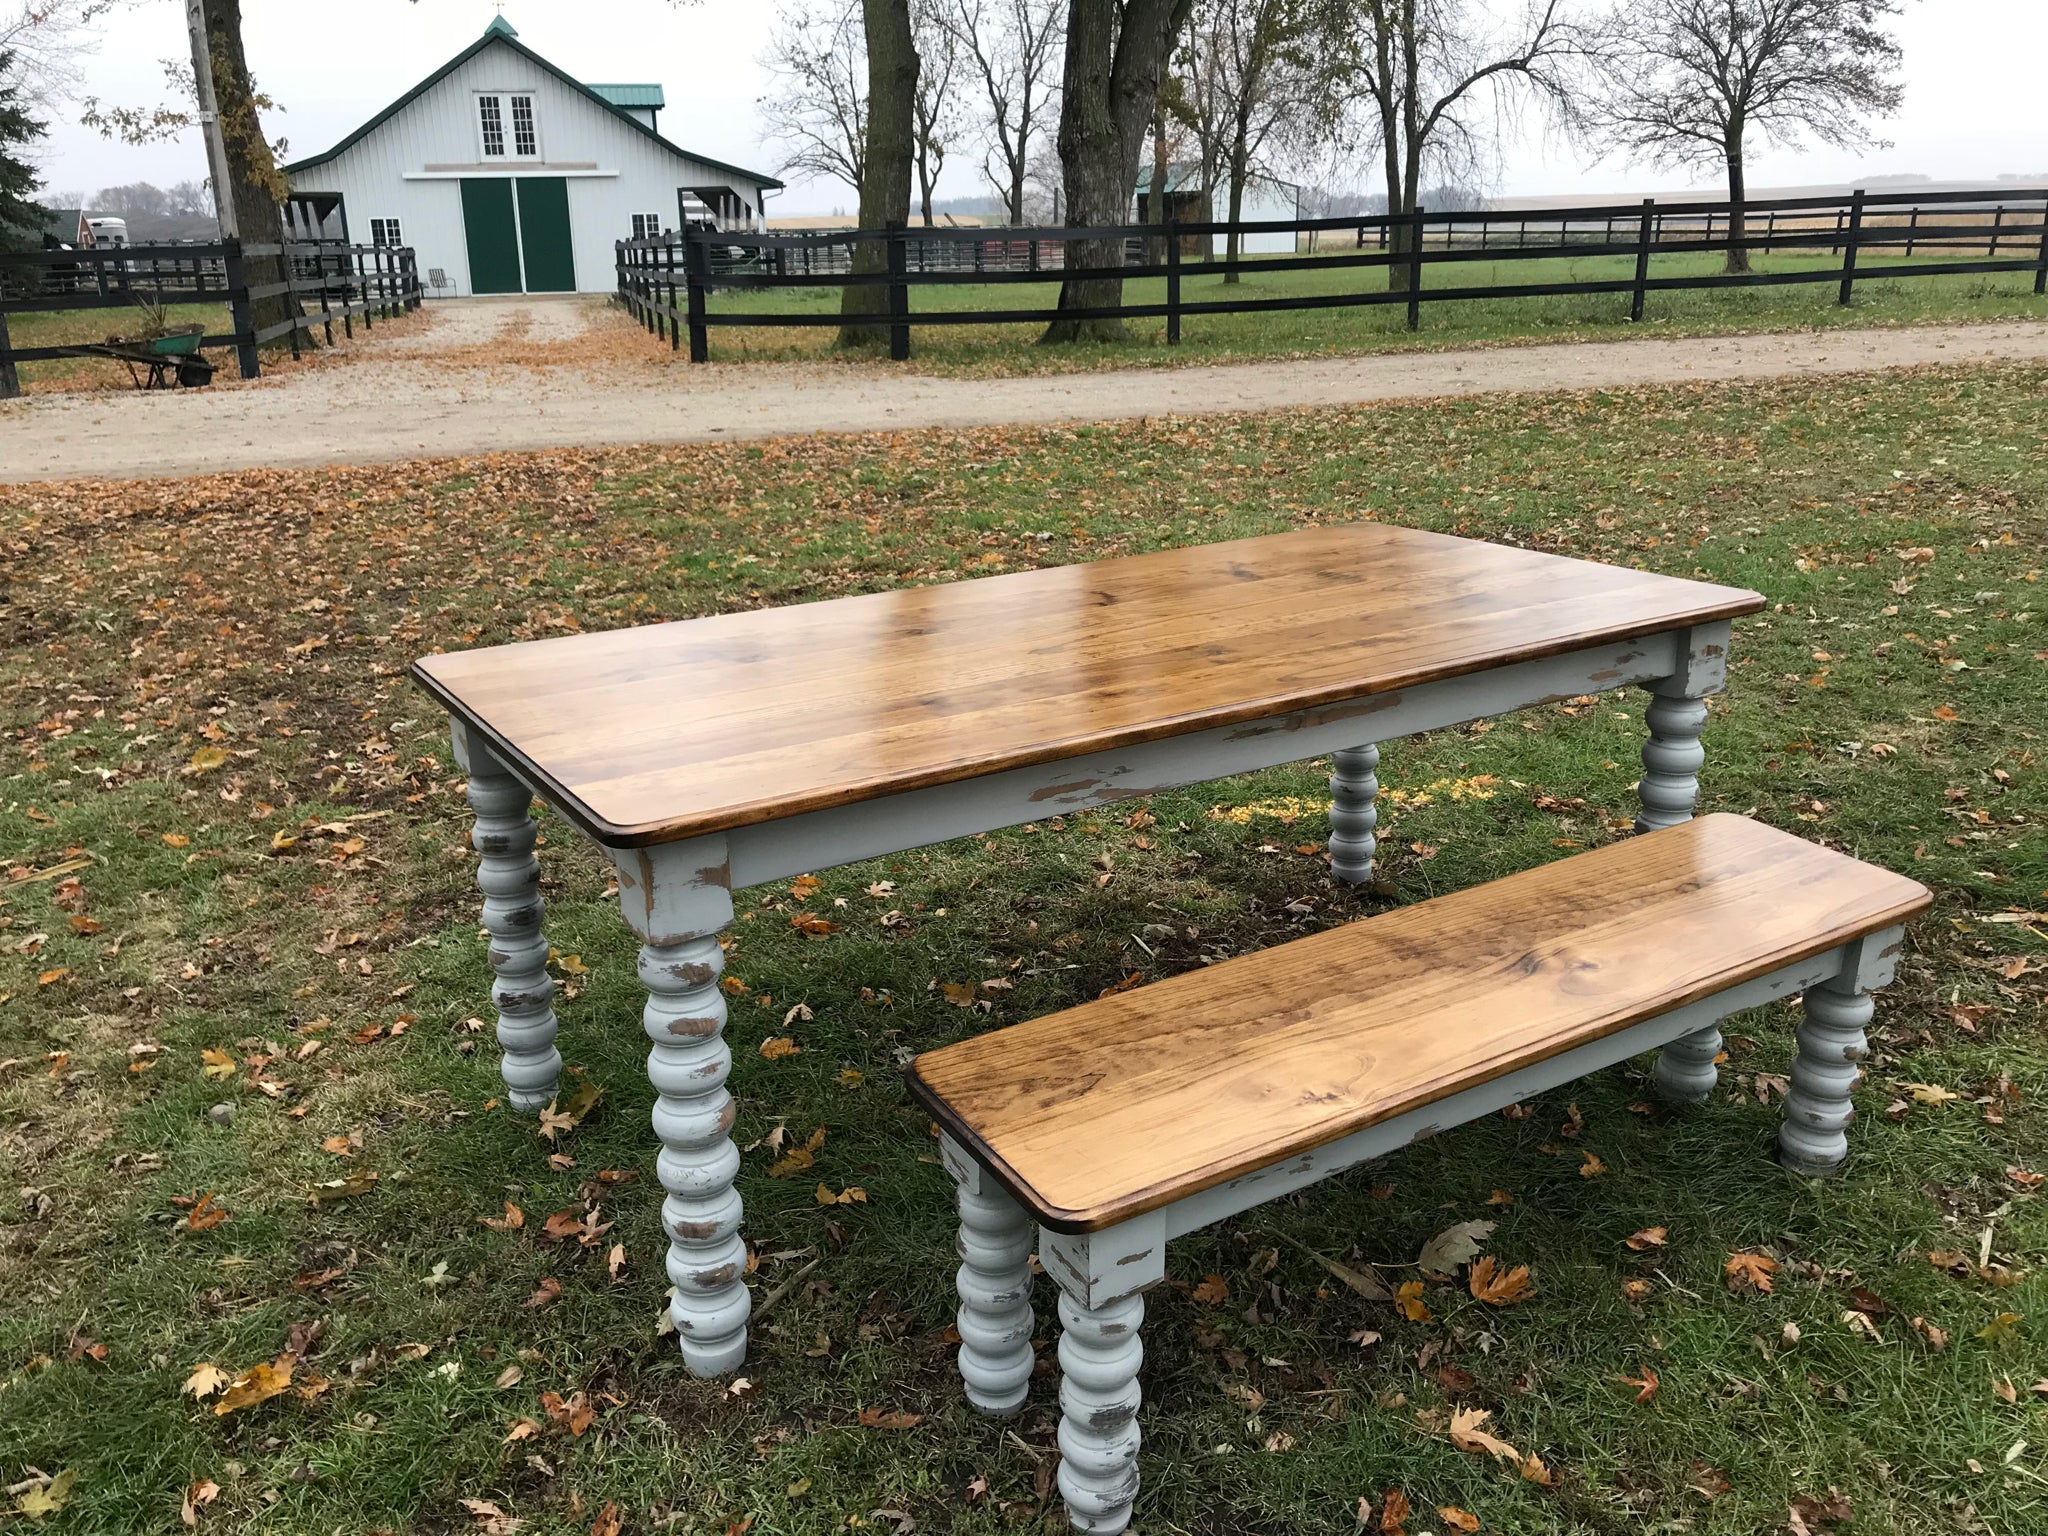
[0, 237, 422, 396]
[617, 186, 2048, 363]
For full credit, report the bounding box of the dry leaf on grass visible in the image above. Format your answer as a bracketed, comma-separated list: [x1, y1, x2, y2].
[1449, 1406, 1521, 1461]
[1417, 1220, 1493, 1278]
[180, 1479, 220, 1527]
[1395, 1280, 1432, 1323]
[214, 1353, 296, 1416]
[1468, 1255, 1535, 1306]
[1724, 1251, 1779, 1295]
[1191, 1274, 1230, 1305]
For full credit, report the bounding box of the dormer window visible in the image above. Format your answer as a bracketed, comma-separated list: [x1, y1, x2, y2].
[478, 93, 538, 159]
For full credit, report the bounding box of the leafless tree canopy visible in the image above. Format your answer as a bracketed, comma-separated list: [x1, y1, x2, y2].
[1584, 0, 1905, 269]
[1, 0, 122, 107]
[759, 0, 871, 195]
[941, 0, 1063, 223]
[910, 0, 963, 222]
[1328, 0, 1582, 237]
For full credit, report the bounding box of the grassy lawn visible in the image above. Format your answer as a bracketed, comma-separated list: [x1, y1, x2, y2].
[693, 249, 2048, 373]
[3, 364, 2046, 1535]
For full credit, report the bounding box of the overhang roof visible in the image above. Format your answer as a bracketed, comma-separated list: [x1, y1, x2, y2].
[589, 83, 665, 109]
[282, 20, 779, 189]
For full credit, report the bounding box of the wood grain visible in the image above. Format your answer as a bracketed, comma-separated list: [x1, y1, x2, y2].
[411, 525, 1760, 846]
[908, 816, 1929, 1233]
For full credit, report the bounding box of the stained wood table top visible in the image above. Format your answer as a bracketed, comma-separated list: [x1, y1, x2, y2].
[908, 816, 1929, 1233]
[412, 524, 1762, 847]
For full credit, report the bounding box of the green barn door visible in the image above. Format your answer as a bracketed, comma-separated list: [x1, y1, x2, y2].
[460, 178, 522, 294]
[515, 177, 576, 292]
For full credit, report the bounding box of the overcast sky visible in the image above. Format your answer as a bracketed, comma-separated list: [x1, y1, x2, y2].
[26, 0, 2048, 214]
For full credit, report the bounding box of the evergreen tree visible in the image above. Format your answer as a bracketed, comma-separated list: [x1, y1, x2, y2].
[0, 49, 51, 253]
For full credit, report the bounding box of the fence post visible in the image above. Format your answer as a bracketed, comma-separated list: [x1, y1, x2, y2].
[0, 311, 18, 400]
[2035, 197, 2048, 295]
[1630, 199, 1655, 323]
[886, 219, 910, 362]
[1406, 205, 1425, 331]
[1989, 205, 2005, 256]
[668, 242, 680, 351]
[1166, 222, 1181, 345]
[1903, 207, 1918, 258]
[684, 227, 710, 363]
[223, 238, 260, 380]
[1837, 189, 1865, 306]
[281, 242, 304, 360]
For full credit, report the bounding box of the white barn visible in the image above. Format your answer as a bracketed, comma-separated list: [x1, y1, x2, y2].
[283, 18, 781, 297]
[1134, 167, 1303, 255]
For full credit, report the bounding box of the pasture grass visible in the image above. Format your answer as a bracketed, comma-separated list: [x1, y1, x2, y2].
[1, 364, 2045, 1533]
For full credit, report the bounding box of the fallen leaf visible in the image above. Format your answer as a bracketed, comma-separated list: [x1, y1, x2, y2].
[1578, 1151, 1607, 1178]
[1417, 1220, 1494, 1278]
[815, 1183, 867, 1205]
[589, 1501, 623, 1536]
[1191, 1274, 1230, 1305]
[524, 1277, 563, 1310]
[857, 1406, 923, 1429]
[16, 1469, 78, 1521]
[180, 1478, 220, 1527]
[1907, 1082, 1961, 1106]
[479, 1201, 525, 1231]
[759, 1036, 802, 1060]
[1437, 1508, 1480, 1533]
[1617, 1365, 1659, 1402]
[1724, 1251, 1779, 1295]
[1979, 1312, 2023, 1346]
[162, 832, 190, 847]
[186, 1191, 229, 1230]
[1468, 1255, 1535, 1306]
[1379, 1488, 1411, 1534]
[1449, 1405, 1521, 1462]
[182, 1362, 231, 1400]
[214, 1353, 296, 1415]
[1395, 1279, 1432, 1323]
[200, 1047, 237, 1081]
[1284, 1237, 1394, 1302]
[1624, 1226, 1668, 1251]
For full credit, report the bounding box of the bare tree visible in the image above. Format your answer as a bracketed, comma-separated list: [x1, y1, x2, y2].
[166, 176, 211, 215]
[1183, 0, 1321, 281]
[1586, 0, 1904, 272]
[839, 0, 918, 348]
[944, 0, 1063, 224]
[1328, 0, 1581, 289]
[1044, 0, 1197, 343]
[910, 0, 961, 224]
[2, 0, 124, 107]
[759, 0, 870, 196]
[1168, 22, 1230, 249]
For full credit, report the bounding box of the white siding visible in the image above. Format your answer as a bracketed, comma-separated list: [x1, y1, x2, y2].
[1213, 180, 1301, 256]
[291, 37, 769, 295]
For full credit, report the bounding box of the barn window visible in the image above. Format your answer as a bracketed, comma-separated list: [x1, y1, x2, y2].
[631, 213, 664, 240]
[370, 218, 403, 248]
[510, 95, 538, 156]
[477, 94, 505, 157]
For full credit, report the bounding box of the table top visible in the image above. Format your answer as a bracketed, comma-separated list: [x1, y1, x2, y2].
[412, 524, 1763, 847]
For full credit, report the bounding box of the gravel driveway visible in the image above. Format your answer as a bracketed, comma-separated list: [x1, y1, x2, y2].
[3, 296, 2044, 485]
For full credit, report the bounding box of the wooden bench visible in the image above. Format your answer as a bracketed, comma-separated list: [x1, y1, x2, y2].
[907, 816, 1929, 1534]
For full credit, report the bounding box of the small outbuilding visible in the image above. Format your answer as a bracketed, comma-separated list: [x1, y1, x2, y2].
[282, 17, 781, 296]
[1134, 166, 1303, 255]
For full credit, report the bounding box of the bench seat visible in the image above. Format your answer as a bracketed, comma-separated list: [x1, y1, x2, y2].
[911, 814, 1927, 1235]
[911, 816, 1929, 1533]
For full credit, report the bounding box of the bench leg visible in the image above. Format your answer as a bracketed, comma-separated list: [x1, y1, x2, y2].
[1779, 978, 1874, 1177]
[1328, 744, 1380, 885]
[940, 1135, 1035, 1415]
[452, 721, 561, 1111]
[610, 839, 750, 1376]
[1055, 1290, 1146, 1534]
[1653, 1023, 1722, 1103]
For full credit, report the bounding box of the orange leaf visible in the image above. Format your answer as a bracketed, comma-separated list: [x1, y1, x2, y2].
[590, 1502, 623, 1536]
[479, 1201, 525, 1231]
[213, 1353, 295, 1415]
[1437, 1507, 1481, 1533]
[1395, 1279, 1432, 1323]
[1468, 1255, 1535, 1306]
[759, 1036, 801, 1060]
[1624, 1226, 1668, 1251]
[186, 1192, 229, 1230]
[1191, 1274, 1230, 1306]
[1724, 1251, 1779, 1295]
[524, 1277, 563, 1309]
[1379, 1487, 1412, 1535]
[857, 1406, 923, 1429]
[1617, 1365, 1659, 1402]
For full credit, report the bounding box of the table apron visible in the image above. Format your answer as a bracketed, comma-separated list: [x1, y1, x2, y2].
[681, 629, 1689, 889]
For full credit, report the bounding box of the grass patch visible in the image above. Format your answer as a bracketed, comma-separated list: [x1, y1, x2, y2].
[2, 365, 2045, 1533]
[689, 249, 2048, 374]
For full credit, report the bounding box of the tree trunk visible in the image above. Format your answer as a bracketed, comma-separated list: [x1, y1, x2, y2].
[203, 0, 295, 339]
[1223, 141, 1248, 284]
[840, 0, 918, 349]
[1043, 0, 1192, 344]
[1723, 136, 1751, 275]
[1147, 89, 1169, 264]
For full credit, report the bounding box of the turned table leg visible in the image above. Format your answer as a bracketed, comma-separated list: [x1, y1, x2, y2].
[451, 720, 560, 1111]
[1328, 744, 1381, 885]
[1779, 928, 1901, 1177]
[610, 837, 750, 1376]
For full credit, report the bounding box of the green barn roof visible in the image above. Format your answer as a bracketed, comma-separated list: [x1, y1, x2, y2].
[588, 84, 665, 110]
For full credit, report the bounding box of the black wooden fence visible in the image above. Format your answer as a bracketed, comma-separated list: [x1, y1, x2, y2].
[0, 237, 422, 397]
[616, 186, 2048, 363]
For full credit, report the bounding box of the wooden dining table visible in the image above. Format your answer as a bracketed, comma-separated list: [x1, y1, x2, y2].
[411, 521, 1763, 1376]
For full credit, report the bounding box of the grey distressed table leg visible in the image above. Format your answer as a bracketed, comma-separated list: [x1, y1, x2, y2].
[940, 1133, 1035, 1415]
[1638, 622, 1732, 1096]
[1328, 744, 1381, 884]
[610, 836, 750, 1376]
[450, 720, 560, 1111]
[1040, 1217, 1164, 1535]
[1780, 927, 1901, 1177]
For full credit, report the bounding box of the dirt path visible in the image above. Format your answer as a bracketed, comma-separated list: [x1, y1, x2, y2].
[4, 297, 2046, 485]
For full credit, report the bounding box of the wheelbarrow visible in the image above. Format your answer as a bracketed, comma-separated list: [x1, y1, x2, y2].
[57, 324, 216, 390]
